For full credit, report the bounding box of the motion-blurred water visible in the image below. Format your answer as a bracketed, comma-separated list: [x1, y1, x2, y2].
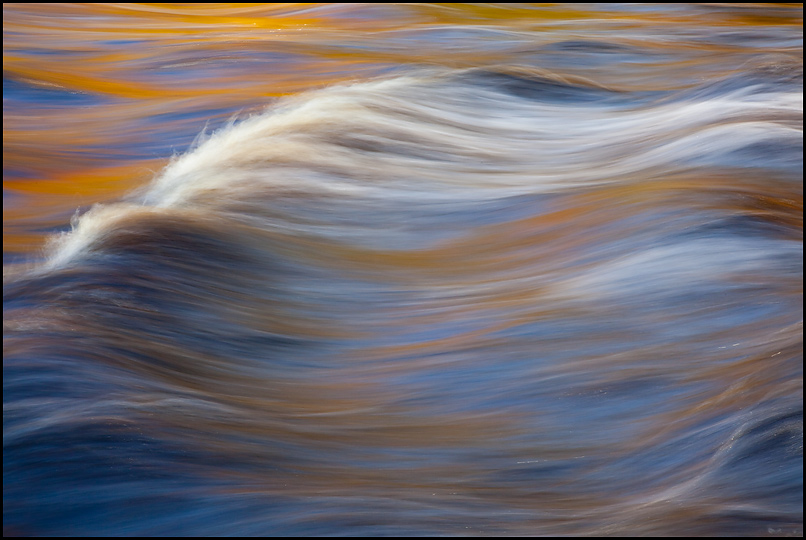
[3, 3, 803, 537]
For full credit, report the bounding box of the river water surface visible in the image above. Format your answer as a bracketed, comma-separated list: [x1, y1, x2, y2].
[3, 3, 803, 537]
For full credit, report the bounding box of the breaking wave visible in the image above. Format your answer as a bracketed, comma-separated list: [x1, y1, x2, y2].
[4, 65, 803, 536]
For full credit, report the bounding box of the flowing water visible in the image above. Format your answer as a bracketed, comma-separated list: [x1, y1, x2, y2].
[3, 3, 803, 536]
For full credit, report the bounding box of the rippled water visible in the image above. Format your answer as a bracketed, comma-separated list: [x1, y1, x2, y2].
[3, 3, 803, 537]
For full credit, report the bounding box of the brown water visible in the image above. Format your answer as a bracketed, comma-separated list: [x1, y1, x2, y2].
[3, 3, 803, 537]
